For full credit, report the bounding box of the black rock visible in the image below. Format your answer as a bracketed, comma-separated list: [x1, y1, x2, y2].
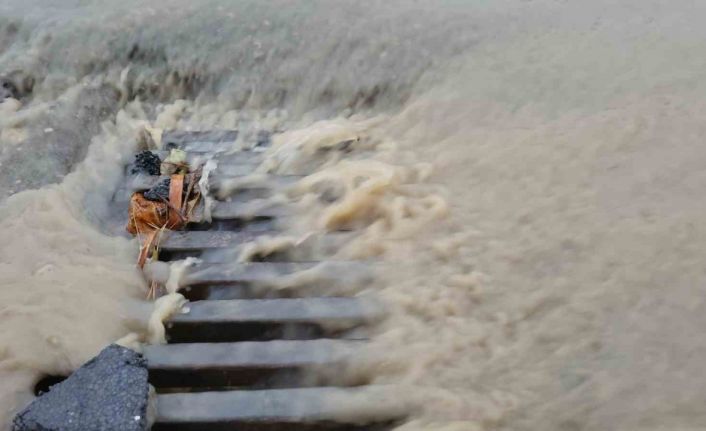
[143, 177, 171, 201]
[129, 151, 161, 176]
[13, 344, 150, 431]
[0, 77, 18, 102]
[255, 130, 272, 148]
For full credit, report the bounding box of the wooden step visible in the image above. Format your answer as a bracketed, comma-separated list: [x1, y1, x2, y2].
[124, 150, 264, 182]
[152, 386, 405, 431]
[162, 130, 239, 153]
[166, 297, 382, 343]
[158, 231, 270, 262]
[181, 261, 372, 288]
[114, 173, 299, 203]
[125, 165, 279, 189]
[216, 163, 262, 177]
[177, 261, 373, 301]
[159, 231, 352, 263]
[162, 130, 271, 153]
[184, 262, 319, 285]
[182, 280, 370, 304]
[153, 149, 264, 163]
[145, 339, 364, 390]
[211, 200, 287, 221]
[161, 231, 272, 252]
[210, 174, 301, 197]
[182, 283, 292, 301]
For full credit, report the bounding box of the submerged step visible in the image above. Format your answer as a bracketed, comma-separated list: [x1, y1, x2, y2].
[114, 173, 299, 203]
[215, 163, 263, 177]
[178, 261, 373, 300]
[210, 174, 301, 197]
[145, 339, 364, 390]
[152, 386, 405, 431]
[181, 261, 372, 289]
[153, 149, 264, 163]
[158, 231, 281, 262]
[161, 129, 271, 153]
[161, 231, 272, 252]
[122, 169, 288, 190]
[160, 231, 352, 263]
[211, 200, 287, 221]
[184, 262, 319, 285]
[161, 130, 239, 153]
[166, 297, 382, 343]
[124, 150, 262, 180]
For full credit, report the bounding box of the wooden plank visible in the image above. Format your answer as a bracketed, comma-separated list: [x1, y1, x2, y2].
[161, 130, 272, 153]
[153, 387, 405, 431]
[182, 261, 371, 287]
[144, 339, 363, 389]
[211, 201, 287, 220]
[152, 150, 264, 164]
[166, 297, 382, 343]
[162, 130, 239, 153]
[159, 232, 353, 266]
[160, 231, 270, 251]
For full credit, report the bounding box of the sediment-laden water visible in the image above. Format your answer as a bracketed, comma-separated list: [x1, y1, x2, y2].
[2, 1, 706, 429]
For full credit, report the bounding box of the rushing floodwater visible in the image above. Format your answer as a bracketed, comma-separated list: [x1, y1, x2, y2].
[3, 1, 706, 429]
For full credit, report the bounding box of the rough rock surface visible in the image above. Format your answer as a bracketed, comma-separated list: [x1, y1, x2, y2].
[12, 344, 149, 431]
[0, 77, 18, 102]
[143, 177, 171, 202]
[129, 151, 161, 176]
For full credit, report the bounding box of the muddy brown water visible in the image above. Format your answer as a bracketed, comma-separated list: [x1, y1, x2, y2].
[3, 1, 706, 430]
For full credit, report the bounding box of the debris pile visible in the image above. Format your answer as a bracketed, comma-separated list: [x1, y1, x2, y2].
[125, 149, 203, 297]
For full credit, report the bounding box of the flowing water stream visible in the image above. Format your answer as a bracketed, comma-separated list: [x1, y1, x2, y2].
[2, 1, 706, 430]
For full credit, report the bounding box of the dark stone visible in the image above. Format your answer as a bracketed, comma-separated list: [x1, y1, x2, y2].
[0, 77, 18, 101]
[255, 130, 272, 148]
[129, 150, 161, 176]
[143, 177, 171, 201]
[13, 344, 149, 431]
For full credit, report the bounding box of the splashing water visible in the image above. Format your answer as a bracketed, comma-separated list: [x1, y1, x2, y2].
[2, 1, 706, 430]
